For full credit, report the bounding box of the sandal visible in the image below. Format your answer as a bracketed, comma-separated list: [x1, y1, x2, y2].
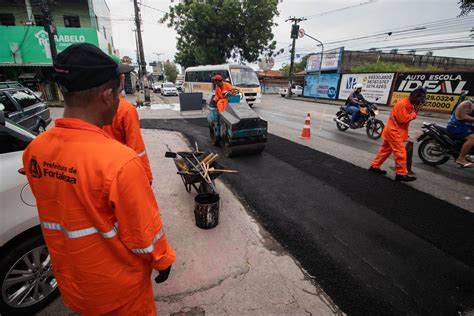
[456, 161, 474, 168]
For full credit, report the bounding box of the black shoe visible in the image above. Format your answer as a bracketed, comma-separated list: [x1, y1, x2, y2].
[349, 123, 357, 129]
[395, 174, 417, 182]
[368, 167, 387, 175]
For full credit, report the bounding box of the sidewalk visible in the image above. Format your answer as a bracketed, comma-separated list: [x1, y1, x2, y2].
[39, 129, 341, 315]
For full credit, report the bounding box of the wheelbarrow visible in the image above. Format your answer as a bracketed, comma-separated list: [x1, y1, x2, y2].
[168, 150, 225, 194]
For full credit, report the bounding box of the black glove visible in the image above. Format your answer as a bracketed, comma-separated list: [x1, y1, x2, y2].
[154, 265, 172, 284]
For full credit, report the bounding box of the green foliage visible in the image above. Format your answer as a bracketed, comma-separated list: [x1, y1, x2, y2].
[164, 62, 179, 83]
[279, 54, 310, 77]
[161, 0, 279, 68]
[458, 0, 474, 16]
[350, 62, 441, 73]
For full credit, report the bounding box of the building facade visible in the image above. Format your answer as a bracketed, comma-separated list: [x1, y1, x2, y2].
[0, 0, 116, 100]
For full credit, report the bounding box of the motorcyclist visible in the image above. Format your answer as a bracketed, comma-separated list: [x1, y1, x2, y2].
[345, 83, 366, 128]
[447, 98, 474, 168]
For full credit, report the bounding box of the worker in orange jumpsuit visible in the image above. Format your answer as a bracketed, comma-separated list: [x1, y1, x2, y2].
[212, 74, 237, 113]
[369, 87, 427, 182]
[103, 94, 154, 183]
[22, 43, 176, 315]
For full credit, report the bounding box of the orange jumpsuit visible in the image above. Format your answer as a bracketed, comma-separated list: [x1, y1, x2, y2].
[103, 96, 153, 183]
[213, 82, 234, 113]
[371, 97, 417, 175]
[23, 118, 176, 315]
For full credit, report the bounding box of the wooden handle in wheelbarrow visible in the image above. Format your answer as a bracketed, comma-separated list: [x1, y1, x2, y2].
[208, 168, 238, 173]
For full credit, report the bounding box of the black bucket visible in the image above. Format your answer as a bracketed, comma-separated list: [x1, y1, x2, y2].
[194, 193, 220, 229]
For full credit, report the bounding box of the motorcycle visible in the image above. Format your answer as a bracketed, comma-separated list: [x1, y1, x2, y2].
[417, 122, 473, 166]
[333, 100, 385, 140]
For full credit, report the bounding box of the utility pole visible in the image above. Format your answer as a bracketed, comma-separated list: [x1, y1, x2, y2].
[132, 29, 141, 85]
[37, 0, 58, 59]
[133, 0, 150, 103]
[285, 16, 306, 98]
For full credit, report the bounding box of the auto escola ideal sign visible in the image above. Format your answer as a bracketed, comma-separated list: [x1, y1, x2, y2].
[391, 72, 474, 113]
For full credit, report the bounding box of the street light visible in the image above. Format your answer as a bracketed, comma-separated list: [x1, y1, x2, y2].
[304, 33, 324, 102]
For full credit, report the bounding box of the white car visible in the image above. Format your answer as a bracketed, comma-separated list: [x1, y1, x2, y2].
[0, 114, 59, 314]
[161, 83, 178, 96]
[279, 85, 303, 97]
[152, 82, 162, 93]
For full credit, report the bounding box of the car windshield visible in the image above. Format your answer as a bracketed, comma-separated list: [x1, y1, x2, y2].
[163, 83, 175, 88]
[230, 68, 260, 87]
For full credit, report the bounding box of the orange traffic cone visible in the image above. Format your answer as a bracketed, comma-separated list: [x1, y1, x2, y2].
[300, 113, 311, 139]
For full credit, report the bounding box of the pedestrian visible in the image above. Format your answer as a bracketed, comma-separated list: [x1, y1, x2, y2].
[103, 59, 154, 183]
[369, 87, 427, 182]
[22, 43, 176, 315]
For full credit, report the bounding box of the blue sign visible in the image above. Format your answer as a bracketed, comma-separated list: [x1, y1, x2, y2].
[303, 74, 340, 99]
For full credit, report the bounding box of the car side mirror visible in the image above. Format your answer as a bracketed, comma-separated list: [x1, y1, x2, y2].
[0, 111, 5, 126]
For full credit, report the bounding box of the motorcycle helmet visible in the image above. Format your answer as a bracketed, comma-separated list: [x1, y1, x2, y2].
[354, 83, 363, 90]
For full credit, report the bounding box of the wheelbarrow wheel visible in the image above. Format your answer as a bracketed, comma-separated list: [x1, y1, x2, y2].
[210, 126, 220, 146]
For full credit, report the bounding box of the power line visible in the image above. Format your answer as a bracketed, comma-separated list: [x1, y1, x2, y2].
[138, 2, 168, 14]
[303, 0, 378, 19]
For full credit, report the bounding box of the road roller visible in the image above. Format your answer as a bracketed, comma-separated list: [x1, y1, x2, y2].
[208, 93, 267, 157]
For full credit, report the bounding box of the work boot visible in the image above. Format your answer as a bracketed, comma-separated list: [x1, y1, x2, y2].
[395, 174, 417, 182]
[368, 167, 387, 175]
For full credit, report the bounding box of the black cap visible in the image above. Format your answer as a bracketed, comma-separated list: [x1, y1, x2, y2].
[53, 43, 134, 92]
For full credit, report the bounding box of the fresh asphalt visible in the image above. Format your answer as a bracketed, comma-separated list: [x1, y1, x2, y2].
[140, 116, 474, 315]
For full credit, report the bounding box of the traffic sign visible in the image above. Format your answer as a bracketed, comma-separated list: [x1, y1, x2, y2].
[298, 28, 305, 38]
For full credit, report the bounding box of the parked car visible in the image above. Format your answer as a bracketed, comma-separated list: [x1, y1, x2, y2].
[152, 82, 162, 93]
[279, 85, 303, 97]
[0, 113, 59, 314]
[0, 82, 51, 133]
[161, 82, 178, 96]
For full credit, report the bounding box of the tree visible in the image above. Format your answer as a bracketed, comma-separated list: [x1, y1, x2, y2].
[161, 0, 279, 68]
[458, 0, 474, 16]
[164, 62, 179, 83]
[280, 54, 310, 77]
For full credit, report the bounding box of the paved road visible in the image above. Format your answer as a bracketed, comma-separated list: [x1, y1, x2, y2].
[143, 93, 473, 211]
[140, 116, 474, 315]
[252, 95, 473, 212]
[137, 92, 474, 314]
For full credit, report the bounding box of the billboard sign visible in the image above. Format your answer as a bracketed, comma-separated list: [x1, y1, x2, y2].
[306, 48, 343, 72]
[338, 73, 395, 104]
[303, 73, 340, 99]
[0, 26, 100, 64]
[391, 72, 474, 113]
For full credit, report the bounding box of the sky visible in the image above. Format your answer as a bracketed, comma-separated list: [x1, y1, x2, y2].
[109, 0, 474, 72]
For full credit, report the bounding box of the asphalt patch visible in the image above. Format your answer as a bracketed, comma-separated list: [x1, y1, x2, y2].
[141, 118, 474, 315]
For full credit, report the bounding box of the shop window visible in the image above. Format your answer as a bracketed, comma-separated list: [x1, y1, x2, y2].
[0, 13, 15, 26]
[34, 14, 44, 26]
[64, 15, 80, 28]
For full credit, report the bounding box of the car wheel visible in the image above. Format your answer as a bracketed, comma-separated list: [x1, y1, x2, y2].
[0, 233, 59, 314]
